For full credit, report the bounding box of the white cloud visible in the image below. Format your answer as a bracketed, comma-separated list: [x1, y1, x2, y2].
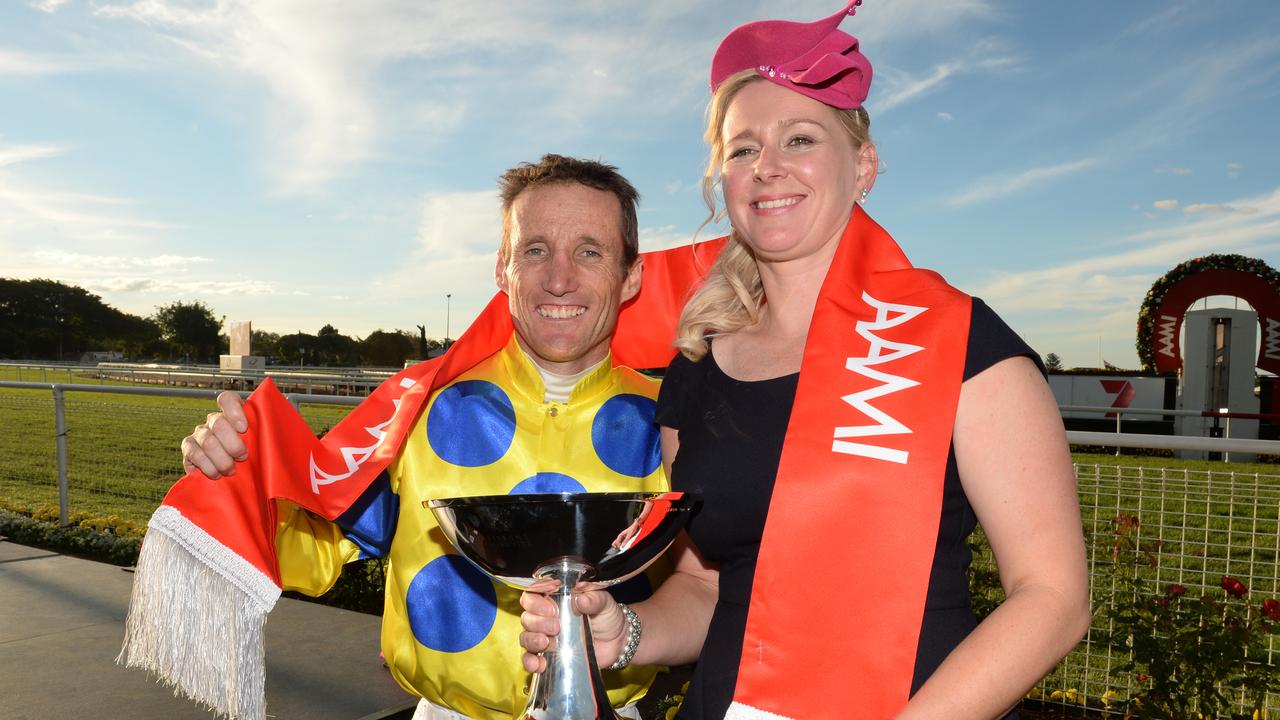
[863, 0, 1012, 114]
[0, 143, 66, 167]
[0, 49, 81, 75]
[971, 186, 1280, 315]
[1153, 199, 1179, 210]
[416, 190, 501, 261]
[1125, 3, 1192, 38]
[853, 0, 997, 46]
[947, 158, 1098, 207]
[31, 0, 69, 13]
[80, 0, 1004, 196]
[1086, 32, 1280, 166]
[5, 247, 275, 307]
[94, 2, 431, 194]
[875, 52, 1018, 114]
[88, 2, 709, 194]
[363, 189, 505, 327]
[0, 145, 186, 254]
[89, 278, 278, 296]
[0, 180, 182, 240]
[1183, 202, 1257, 215]
[937, 111, 954, 121]
[1168, 167, 1192, 176]
[639, 224, 696, 252]
[1227, 162, 1245, 170]
[874, 62, 962, 112]
[29, 250, 211, 270]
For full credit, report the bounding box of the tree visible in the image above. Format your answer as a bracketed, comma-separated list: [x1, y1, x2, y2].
[278, 332, 315, 366]
[251, 330, 282, 363]
[406, 328, 442, 361]
[360, 329, 415, 367]
[152, 300, 223, 363]
[0, 278, 156, 360]
[1044, 353, 1063, 372]
[311, 324, 359, 365]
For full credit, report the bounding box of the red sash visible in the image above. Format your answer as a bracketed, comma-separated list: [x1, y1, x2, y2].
[118, 237, 725, 720]
[729, 208, 971, 719]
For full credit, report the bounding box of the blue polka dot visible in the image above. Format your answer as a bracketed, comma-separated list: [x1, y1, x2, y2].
[406, 555, 498, 653]
[591, 394, 661, 478]
[426, 380, 516, 467]
[509, 472, 587, 495]
[607, 573, 654, 604]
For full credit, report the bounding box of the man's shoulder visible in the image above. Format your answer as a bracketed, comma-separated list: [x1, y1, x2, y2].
[607, 364, 661, 399]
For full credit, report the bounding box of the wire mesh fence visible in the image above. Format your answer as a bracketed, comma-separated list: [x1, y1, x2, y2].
[0, 386, 354, 523]
[1004, 463, 1280, 715]
[0, 390, 58, 509]
[2, 382, 1279, 714]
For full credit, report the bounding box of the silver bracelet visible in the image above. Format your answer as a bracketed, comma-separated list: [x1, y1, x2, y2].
[607, 603, 642, 670]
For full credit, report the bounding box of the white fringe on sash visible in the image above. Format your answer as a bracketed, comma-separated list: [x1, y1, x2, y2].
[117, 505, 281, 720]
[725, 701, 796, 720]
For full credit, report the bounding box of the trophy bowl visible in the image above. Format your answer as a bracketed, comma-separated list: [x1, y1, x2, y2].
[426, 491, 696, 720]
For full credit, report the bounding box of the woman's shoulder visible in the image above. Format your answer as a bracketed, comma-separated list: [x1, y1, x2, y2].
[656, 348, 711, 427]
[964, 298, 1044, 381]
[662, 348, 711, 389]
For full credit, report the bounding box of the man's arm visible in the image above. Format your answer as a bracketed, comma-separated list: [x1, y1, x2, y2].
[178, 392, 395, 596]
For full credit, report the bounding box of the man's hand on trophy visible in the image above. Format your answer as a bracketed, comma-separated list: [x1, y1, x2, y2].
[181, 391, 249, 478]
[519, 588, 627, 673]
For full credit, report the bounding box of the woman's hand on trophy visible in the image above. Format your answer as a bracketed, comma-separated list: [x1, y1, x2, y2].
[519, 588, 627, 673]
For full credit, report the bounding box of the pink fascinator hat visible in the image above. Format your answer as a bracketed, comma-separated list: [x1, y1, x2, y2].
[710, 0, 872, 110]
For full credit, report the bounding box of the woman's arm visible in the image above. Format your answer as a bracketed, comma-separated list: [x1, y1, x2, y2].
[521, 426, 719, 670]
[898, 356, 1091, 719]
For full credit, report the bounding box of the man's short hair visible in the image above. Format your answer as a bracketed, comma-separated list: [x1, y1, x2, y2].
[497, 154, 640, 270]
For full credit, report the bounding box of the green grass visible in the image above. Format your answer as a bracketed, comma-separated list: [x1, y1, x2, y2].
[0, 364, 98, 384]
[0, 383, 350, 522]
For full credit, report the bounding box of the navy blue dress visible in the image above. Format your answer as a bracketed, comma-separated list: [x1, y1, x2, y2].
[656, 298, 1036, 719]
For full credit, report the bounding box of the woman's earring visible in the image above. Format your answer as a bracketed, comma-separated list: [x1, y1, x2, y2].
[859, 188, 869, 204]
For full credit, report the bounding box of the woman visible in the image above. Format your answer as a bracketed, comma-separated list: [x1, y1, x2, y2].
[520, 3, 1090, 718]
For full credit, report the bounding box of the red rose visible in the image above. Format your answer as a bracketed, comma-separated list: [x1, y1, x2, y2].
[1137, 674, 1149, 682]
[1220, 576, 1247, 598]
[1167, 584, 1186, 598]
[1263, 599, 1280, 622]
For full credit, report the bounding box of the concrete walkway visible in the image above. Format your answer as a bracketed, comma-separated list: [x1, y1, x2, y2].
[0, 539, 417, 720]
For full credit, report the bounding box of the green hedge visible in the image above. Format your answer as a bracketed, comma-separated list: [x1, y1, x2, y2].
[0, 502, 387, 615]
[0, 503, 143, 566]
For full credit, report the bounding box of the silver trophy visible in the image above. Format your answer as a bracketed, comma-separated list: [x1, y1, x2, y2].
[426, 491, 696, 720]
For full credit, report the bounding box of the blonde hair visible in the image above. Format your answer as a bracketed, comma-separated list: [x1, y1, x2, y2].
[673, 70, 873, 361]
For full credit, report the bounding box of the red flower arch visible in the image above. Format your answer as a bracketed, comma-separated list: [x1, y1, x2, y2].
[1136, 254, 1280, 374]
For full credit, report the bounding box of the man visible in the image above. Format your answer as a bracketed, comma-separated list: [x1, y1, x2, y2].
[182, 155, 668, 720]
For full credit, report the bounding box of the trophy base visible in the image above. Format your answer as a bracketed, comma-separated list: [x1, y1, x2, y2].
[518, 561, 621, 720]
[518, 700, 628, 720]
[514, 707, 624, 712]
[519, 682, 627, 720]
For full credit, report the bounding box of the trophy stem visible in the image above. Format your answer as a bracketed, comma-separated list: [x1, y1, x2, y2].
[522, 560, 621, 720]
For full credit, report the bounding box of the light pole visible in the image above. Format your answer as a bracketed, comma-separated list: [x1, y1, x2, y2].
[445, 293, 452, 347]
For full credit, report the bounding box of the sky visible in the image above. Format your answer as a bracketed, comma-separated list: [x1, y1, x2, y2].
[1, 0, 1278, 370]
